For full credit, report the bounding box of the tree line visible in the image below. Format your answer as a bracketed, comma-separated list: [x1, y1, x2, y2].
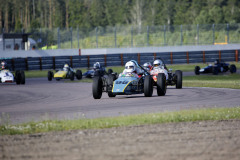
[1, 0, 240, 32]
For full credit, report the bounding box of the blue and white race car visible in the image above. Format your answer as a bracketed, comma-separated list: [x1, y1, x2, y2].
[92, 60, 167, 99]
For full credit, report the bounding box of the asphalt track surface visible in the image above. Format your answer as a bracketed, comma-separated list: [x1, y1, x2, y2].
[1, 72, 240, 124]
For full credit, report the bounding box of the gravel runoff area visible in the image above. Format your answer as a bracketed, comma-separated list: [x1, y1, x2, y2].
[1, 120, 240, 160]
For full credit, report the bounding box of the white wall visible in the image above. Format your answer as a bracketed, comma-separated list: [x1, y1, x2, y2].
[0, 44, 239, 59]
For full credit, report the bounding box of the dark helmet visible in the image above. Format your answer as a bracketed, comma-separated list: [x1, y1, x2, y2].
[1, 61, 7, 69]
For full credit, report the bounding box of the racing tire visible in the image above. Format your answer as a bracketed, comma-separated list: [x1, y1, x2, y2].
[194, 66, 200, 75]
[108, 69, 113, 74]
[70, 71, 75, 81]
[144, 75, 153, 97]
[15, 71, 21, 85]
[157, 73, 166, 96]
[48, 71, 53, 81]
[213, 66, 218, 75]
[107, 74, 116, 97]
[175, 70, 182, 89]
[20, 71, 25, 84]
[92, 76, 103, 99]
[76, 70, 82, 80]
[230, 64, 237, 73]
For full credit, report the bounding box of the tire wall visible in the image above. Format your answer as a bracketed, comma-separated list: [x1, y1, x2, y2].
[1, 50, 239, 71]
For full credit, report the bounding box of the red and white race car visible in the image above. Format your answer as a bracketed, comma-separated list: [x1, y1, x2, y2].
[146, 59, 182, 89]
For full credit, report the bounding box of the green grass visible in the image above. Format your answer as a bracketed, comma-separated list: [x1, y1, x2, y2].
[24, 62, 240, 78]
[1, 107, 240, 135]
[24, 68, 89, 78]
[184, 74, 240, 89]
[25, 70, 49, 78]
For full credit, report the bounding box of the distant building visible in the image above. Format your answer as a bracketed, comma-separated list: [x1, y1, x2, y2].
[0, 33, 37, 51]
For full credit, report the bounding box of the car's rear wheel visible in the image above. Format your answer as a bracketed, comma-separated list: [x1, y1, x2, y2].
[144, 75, 153, 97]
[20, 71, 25, 84]
[230, 64, 237, 73]
[70, 71, 74, 81]
[92, 76, 103, 99]
[157, 73, 166, 96]
[195, 66, 200, 75]
[76, 70, 82, 80]
[48, 71, 53, 81]
[107, 74, 116, 97]
[175, 70, 182, 89]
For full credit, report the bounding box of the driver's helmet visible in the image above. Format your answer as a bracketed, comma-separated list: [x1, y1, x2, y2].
[63, 64, 69, 71]
[214, 59, 220, 65]
[1, 61, 6, 70]
[93, 62, 100, 70]
[153, 59, 163, 68]
[143, 62, 152, 71]
[125, 61, 136, 73]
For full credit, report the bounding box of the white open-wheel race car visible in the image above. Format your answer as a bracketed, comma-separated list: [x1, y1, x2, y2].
[0, 69, 25, 85]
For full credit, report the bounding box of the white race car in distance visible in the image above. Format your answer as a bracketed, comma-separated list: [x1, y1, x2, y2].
[0, 69, 25, 85]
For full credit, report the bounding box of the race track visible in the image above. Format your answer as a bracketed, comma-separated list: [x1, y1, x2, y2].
[1, 76, 240, 124]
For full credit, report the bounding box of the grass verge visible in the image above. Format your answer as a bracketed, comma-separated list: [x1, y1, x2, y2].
[1, 107, 240, 135]
[24, 62, 240, 78]
[183, 74, 240, 89]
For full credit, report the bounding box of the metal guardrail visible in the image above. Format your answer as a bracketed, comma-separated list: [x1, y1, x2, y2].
[1, 50, 239, 71]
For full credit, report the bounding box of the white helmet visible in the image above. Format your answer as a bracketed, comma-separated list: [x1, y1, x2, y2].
[63, 64, 69, 71]
[143, 62, 152, 70]
[125, 61, 136, 73]
[93, 62, 100, 69]
[153, 59, 163, 68]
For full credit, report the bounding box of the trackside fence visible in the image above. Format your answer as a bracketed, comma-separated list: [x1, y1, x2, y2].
[1, 50, 239, 71]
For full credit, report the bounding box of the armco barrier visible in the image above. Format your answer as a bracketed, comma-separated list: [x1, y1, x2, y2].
[1, 50, 239, 71]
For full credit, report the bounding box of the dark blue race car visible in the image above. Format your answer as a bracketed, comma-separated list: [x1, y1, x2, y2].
[83, 62, 113, 78]
[195, 59, 237, 75]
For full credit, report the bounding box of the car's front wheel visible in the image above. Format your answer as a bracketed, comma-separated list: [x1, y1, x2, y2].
[92, 76, 103, 99]
[48, 71, 53, 81]
[20, 71, 25, 84]
[144, 75, 153, 97]
[15, 70, 21, 85]
[230, 64, 237, 73]
[76, 70, 82, 80]
[157, 73, 166, 96]
[195, 66, 200, 75]
[175, 70, 182, 89]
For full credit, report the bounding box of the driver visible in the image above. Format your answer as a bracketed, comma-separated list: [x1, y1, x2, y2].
[151, 59, 168, 80]
[63, 64, 70, 71]
[120, 61, 142, 78]
[143, 62, 152, 71]
[153, 59, 164, 69]
[93, 62, 101, 70]
[1, 61, 7, 70]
